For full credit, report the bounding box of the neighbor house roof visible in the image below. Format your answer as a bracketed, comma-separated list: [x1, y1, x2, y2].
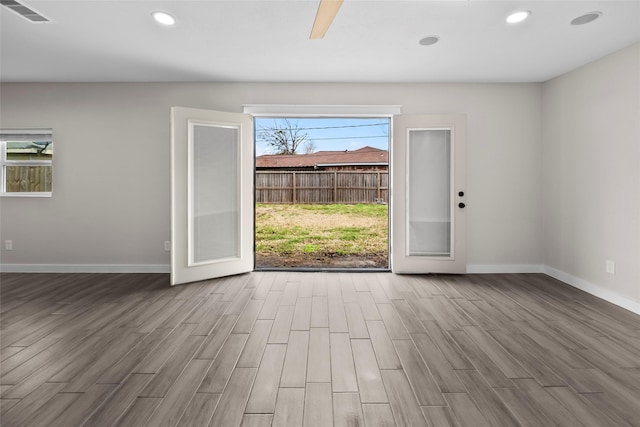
[256, 146, 388, 169]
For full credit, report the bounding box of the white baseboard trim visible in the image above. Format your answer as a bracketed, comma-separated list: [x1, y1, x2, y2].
[543, 266, 640, 315]
[467, 264, 544, 274]
[0, 264, 170, 274]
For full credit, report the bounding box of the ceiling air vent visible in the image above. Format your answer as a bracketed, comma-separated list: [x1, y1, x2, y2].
[1, 0, 50, 23]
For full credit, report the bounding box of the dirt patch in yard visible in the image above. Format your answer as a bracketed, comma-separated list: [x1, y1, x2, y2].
[256, 252, 388, 269]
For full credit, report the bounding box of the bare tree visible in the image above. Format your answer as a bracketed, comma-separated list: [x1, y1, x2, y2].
[257, 119, 308, 155]
[302, 140, 317, 154]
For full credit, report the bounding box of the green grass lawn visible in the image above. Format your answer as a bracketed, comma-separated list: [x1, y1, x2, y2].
[255, 203, 388, 256]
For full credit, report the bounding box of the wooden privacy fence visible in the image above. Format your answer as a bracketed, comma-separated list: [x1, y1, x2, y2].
[256, 171, 389, 204]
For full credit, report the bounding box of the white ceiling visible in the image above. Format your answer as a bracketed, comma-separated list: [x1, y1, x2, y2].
[1, 0, 639, 83]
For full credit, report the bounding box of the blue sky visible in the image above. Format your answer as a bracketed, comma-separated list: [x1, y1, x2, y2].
[255, 117, 390, 156]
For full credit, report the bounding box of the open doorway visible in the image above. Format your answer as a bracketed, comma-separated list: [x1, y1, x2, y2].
[254, 117, 390, 269]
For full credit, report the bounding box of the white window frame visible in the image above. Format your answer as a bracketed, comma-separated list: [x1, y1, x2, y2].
[1, 129, 53, 197]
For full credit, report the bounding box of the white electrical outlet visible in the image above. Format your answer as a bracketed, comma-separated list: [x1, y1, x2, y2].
[606, 260, 615, 275]
[164, 241, 171, 252]
[5, 240, 13, 251]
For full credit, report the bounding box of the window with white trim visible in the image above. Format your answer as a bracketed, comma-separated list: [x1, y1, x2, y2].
[1, 129, 53, 196]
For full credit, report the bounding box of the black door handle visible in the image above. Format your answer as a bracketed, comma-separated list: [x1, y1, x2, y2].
[458, 203, 466, 208]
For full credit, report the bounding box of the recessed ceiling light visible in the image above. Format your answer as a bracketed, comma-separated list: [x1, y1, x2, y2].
[152, 11, 175, 26]
[419, 36, 440, 46]
[506, 10, 530, 24]
[571, 11, 602, 26]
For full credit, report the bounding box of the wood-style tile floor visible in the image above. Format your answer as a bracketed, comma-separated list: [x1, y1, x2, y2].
[1, 272, 639, 426]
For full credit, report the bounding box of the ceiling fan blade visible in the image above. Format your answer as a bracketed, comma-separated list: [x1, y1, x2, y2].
[310, 0, 344, 39]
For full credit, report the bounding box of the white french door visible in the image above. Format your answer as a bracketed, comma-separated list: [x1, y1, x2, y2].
[391, 114, 467, 274]
[171, 108, 465, 284]
[170, 107, 254, 285]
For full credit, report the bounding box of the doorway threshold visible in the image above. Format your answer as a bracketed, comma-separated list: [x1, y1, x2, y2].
[254, 267, 391, 273]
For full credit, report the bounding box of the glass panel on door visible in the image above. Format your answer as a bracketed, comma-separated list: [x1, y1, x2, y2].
[407, 129, 451, 257]
[191, 123, 239, 264]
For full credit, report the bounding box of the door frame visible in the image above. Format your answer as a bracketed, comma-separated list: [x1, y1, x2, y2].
[245, 104, 400, 271]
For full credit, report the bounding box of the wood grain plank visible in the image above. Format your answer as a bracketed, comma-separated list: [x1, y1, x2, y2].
[83, 373, 153, 426]
[198, 333, 249, 393]
[352, 273, 373, 292]
[1, 329, 97, 386]
[511, 377, 589, 427]
[113, 397, 161, 427]
[0, 335, 60, 375]
[462, 325, 530, 379]
[17, 390, 80, 427]
[291, 297, 312, 331]
[377, 303, 411, 340]
[268, 305, 295, 344]
[98, 328, 172, 383]
[380, 369, 429, 427]
[580, 391, 638, 427]
[488, 329, 566, 387]
[312, 273, 328, 296]
[0, 382, 66, 427]
[209, 368, 258, 427]
[447, 330, 513, 388]
[345, 302, 369, 338]
[330, 333, 358, 393]
[393, 339, 445, 406]
[545, 386, 617, 427]
[281, 282, 299, 306]
[351, 339, 387, 403]
[444, 393, 492, 427]
[307, 328, 331, 383]
[366, 320, 401, 370]
[236, 320, 273, 368]
[454, 369, 520, 427]
[368, 280, 391, 304]
[258, 292, 283, 320]
[328, 298, 349, 333]
[303, 383, 333, 427]
[233, 299, 265, 334]
[421, 320, 473, 370]
[391, 300, 426, 333]
[421, 406, 460, 427]
[280, 330, 309, 387]
[357, 292, 382, 320]
[272, 388, 305, 427]
[194, 314, 238, 360]
[176, 393, 220, 427]
[410, 332, 465, 393]
[50, 383, 117, 427]
[362, 403, 397, 427]
[333, 392, 364, 427]
[134, 323, 196, 373]
[240, 414, 274, 427]
[138, 335, 205, 397]
[245, 344, 287, 413]
[310, 296, 329, 328]
[298, 279, 313, 298]
[340, 274, 358, 303]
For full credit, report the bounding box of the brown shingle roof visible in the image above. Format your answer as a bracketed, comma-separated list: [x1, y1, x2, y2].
[256, 146, 388, 168]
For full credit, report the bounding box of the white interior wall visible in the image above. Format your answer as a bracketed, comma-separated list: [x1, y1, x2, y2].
[542, 43, 640, 311]
[0, 82, 542, 271]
